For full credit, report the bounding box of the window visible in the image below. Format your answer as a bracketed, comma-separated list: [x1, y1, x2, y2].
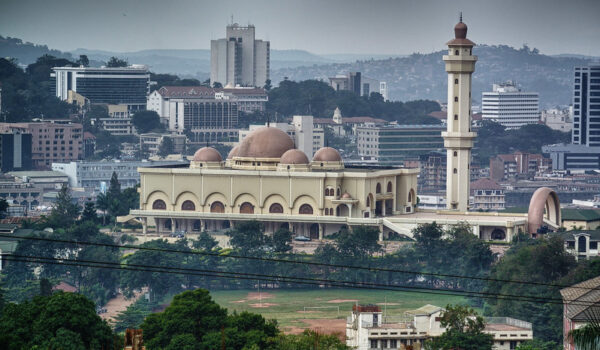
[210, 201, 225, 213]
[240, 202, 254, 214]
[181, 200, 195, 211]
[299, 204, 313, 215]
[455, 50, 459, 55]
[454, 78, 458, 84]
[387, 182, 392, 193]
[336, 188, 341, 197]
[366, 196, 371, 207]
[390, 340, 397, 348]
[453, 151, 457, 157]
[269, 203, 284, 213]
[152, 199, 166, 210]
[371, 340, 378, 348]
[376, 183, 382, 194]
[453, 168, 457, 174]
[454, 97, 458, 102]
[454, 114, 458, 120]
[590, 241, 598, 250]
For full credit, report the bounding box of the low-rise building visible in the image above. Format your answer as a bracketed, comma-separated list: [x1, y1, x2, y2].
[560, 276, 600, 350]
[313, 107, 386, 137]
[7, 171, 69, 191]
[51, 159, 188, 191]
[346, 304, 533, 350]
[139, 133, 187, 157]
[490, 152, 551, 181]
[561, 208, 600, 230]
[542, 108, 572, 132]
[558, 231, 600, 260]
[470, 178, 505, 211]
[543, 143, 600, 171]
[0, 176, 44, 211]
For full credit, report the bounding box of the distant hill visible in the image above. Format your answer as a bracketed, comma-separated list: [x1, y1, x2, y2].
[271, 45, 599, 107]
[0, 35, 74, 66]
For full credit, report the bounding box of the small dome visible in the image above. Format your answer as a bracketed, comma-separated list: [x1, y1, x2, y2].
[454, 21, 467, 39]
[237, 127, 295, 159]
[341, 192, 351, 199]
[313, 147, 342, 162]
[227, 145, 240, 159]
[280, 149, 309, 164]
[193, 147, 222, 162]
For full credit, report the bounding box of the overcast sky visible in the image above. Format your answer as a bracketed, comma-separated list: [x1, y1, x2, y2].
[1, 0, 599, 56]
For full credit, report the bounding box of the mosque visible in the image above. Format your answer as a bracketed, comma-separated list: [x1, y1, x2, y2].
[129, 18, 560, 242]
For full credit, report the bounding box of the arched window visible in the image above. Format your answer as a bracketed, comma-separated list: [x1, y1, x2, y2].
[454, 78, 458, 84]
[240, 202, 254, 214]
[454, 114, 458, 120]
[269, 203, 283, 213]
[578, 236, 587, 253]
[408, 191, 412, 203]
[325, 208, 329, 215]
[181, 200, 195, 211]
[453, 168, 457, 174]
[152, 199, 166, 210]
[299, 204, 313, 215]
[366, 196, 371, 207]
[376, 183, 382, 194]
[336, 188, 341, 197]
[454, 97, 458, 102]
[453, 151, 457, 157]
[210, 201, 224, 213]
[387, 182, 392, 193]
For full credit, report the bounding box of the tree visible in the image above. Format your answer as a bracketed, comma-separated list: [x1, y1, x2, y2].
[131, 110, 163, 133]
[425, 304, 494, 350]
[569, 318, 600, 350]
[192, 231, 218, 251]
[96, 192, 109, 225]
[141, 289, 278, 350]
[276, 329, 350, 349]
[212, 81, 223, 88]
[0, 198, 8, 219]
[106, 56, 128, 68]
[272, 228, 293, 253]
[81, 201, 97, 223]
[158, 137, 174, 157]
[76, 54, 89, 67]
[45, 184, 80, 228]
[515, 339, 560, 350]
[263, 79, 272, 91]
[0, 292, 115, 349]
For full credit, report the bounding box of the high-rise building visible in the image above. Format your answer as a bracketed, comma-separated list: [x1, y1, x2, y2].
[210, 24, 270, 88]
[442, 16, 478, 212]
[0, 122, 83, 169]
[50, 65, 150, 112]
[329, 72, 385, 98]
[0, 132, 32, 172]
[573, 65, 600, 147]
[481, 81, 539, 129]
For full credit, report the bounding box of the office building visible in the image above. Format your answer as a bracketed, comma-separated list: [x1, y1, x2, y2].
[239, 116, 324, 158]
[481, 81, 539, 129]
[50, 65, 150, 111]
[0, 132, 32, 172]
[51, 159, 187, 190]
[572, 65, 600, 146]
[0, 175, 44, 211]
[329, 72, 385, 97]
[147, 86, 266, 126]
[489, 152, 551, 181]
[0, 122, 83, 169]
[210, 23, 270, 87]
[356, 124, 445, 165]
[543, 65, 600, 170]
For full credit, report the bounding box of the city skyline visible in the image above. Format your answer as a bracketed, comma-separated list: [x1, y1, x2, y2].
[1, 0, 599, 57]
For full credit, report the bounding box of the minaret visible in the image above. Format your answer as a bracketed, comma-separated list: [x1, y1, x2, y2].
[442, 14, 477, 211]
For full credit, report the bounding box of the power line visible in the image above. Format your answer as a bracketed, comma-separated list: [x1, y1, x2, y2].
[5, 253, 596, 308]
[1, 233, 596, 292]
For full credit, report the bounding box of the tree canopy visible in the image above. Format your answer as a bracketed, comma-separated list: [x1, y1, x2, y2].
[132, 110, 163, 133]
[425, 304, 494, 350]
[106, 56, 128, 67]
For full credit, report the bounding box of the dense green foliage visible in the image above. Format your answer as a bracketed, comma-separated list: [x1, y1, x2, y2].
[475, 121, 571, 165]
[0, 56, 77, 122]
[267, 79, 441, 122]
[141, 289, 279, 350]
[43, 184, 81, 228]
[131, 110, 164, 133]
[149, 73, 205, 92]
[425, 304, 494, 350]
[106, 56, 128, 68]
[0, 292, 115, 349]
[95, 173, 140, 224]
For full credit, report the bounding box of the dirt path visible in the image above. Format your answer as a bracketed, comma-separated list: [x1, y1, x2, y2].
[284, 318, 346, 340]
[100, 291, 143, 324]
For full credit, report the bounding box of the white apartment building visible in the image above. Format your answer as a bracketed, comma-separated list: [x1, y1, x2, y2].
[482, 81, 539, 129]
[542, 108, 572, 132]
[238, 116, 324, 158]
[210, 23, 270, 88]
[346, 304, 533, 350]
[139, 133, 187, 156]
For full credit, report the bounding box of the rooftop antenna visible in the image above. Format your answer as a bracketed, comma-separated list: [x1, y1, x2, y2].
[459, 12, 463, 22]
[230, 14, 234, 25]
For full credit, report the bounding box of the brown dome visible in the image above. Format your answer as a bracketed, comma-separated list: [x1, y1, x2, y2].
[237, 127, 295, 159]
[280, 149, 309, 164]
[227, 145, 240, 159]
[454, 21, 467, 39]
[193, 147, 222, 162]
[313, 147, 342, 162]
[341, 192, 351, 199]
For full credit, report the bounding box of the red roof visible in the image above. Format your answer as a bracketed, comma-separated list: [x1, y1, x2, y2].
[471, 178, 502, 190]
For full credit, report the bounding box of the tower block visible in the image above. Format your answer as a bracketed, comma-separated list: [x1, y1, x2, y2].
[442, 16, 478, 211]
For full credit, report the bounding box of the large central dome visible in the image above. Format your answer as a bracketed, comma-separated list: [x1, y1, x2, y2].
[237, 127, 295, 159]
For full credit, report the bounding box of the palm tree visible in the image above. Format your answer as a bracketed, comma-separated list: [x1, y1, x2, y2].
[96, 192, 109, 226]
[569, 311, 600, 350]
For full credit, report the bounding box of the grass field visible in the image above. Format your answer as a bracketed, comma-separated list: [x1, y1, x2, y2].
[209, 288, 466, 333]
